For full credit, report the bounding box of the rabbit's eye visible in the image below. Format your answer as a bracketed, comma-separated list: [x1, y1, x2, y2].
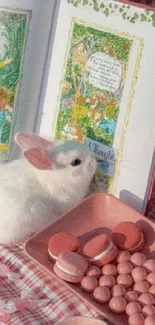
[71, 158, 82, 166]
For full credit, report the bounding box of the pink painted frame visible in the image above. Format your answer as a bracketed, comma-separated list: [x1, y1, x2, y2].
[120, 0, 155, 9]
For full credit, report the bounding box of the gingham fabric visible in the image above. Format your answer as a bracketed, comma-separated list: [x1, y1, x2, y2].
[0, 242, 111, 325]
[0, 192, 154, 325]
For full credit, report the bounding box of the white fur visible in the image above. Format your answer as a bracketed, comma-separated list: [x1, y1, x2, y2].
[0, 135, 96, 245]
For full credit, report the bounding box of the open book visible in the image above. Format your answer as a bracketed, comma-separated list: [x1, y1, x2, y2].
[1, 0, 155, 214]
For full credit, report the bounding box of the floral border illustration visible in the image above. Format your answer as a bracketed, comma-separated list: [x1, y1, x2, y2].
[53, 16, 143, 194]
[67, 0, 155, 27]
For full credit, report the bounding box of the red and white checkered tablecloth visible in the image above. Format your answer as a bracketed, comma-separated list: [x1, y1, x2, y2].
[0, 242, 111, 325]
[0, 191, 154, 325]
[0, 204, 154, 325]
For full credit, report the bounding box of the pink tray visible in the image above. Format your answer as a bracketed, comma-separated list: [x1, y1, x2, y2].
[25, 193, 155, 325]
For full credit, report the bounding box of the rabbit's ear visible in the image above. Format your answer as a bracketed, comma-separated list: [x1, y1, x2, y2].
[15, 132, 52, 150]
[23, 148, 52, 170]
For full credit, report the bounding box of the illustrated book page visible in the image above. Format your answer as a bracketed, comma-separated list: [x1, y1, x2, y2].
[0, 0, 55, 161]
[40, 0, 155, 213]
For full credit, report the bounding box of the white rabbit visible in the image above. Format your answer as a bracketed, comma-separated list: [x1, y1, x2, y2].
[0, 132, 97, 245]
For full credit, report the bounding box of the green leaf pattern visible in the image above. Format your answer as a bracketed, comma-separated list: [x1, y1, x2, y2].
[67, 0, 155, 27]
[0, 11, 29, 159]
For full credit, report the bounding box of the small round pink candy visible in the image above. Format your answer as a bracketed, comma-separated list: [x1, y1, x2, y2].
[117, 274, 133, 289]
[129, 312, 144, 325]
[81, 276, 98, 292]
[134, 281, 150, 294]
[132, 267, 147, 283]
[130, 253, 146, 267]
[86, 265, 101, 279]
[138, 293, 154, 306]
[126, 301, 142, 316]
[150, 285, 155, 296]
[111, 284, 126, 297]
[117, 251, 131, 263]
[125, 291, 139, 302]
[147, 273, 155, 285]
[143, 305, 155, 316]
[144, 260, 155, 273]
[99, 275, 115, 289]
[93, 286, 111, 303]
[102, 264, 117, 277]
[117, 261, 133, 274]
[109, 296, 127, 313]
[144, 315, 155, 325]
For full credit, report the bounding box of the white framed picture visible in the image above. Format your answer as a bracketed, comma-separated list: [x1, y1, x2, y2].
[0, 0, 55, 161]
[39, 0, 155, 213]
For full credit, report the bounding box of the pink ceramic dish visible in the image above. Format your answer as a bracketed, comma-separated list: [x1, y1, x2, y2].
[55, 317, 109, 325]
[25, 193, 155, 325]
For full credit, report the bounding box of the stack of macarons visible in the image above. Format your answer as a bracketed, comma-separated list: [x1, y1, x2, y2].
[48, 231, 118, 284]
[82, 233, 118, 266]
[54, 251, 88, 284]
[47, 222, 155, 324]
[111, 222, 145, 253]
[48, 231, 118, 283]
[48, 232, 80, 261]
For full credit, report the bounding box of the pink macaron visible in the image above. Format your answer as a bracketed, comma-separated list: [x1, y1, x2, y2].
[82, 234, 118, 266]
[48, 232, 80, 261]
[53, 252, 88, 283]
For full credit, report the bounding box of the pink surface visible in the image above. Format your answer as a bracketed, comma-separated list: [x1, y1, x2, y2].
[56, 316, 107, 325]
[0, 241, 109, 324]
[25, 192, 155, 325]
[119, 0, 155, 9]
